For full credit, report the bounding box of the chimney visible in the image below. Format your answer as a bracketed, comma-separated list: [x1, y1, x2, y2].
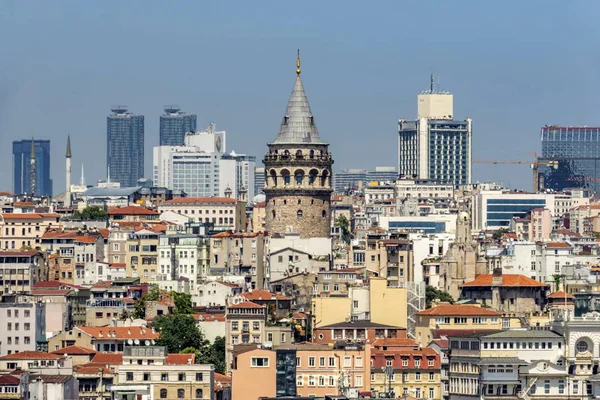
[492, 268, 503, 286]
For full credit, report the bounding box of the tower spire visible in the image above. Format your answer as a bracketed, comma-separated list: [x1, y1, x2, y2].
[65, 135, 72, 207]
[81, 163, 85, 186]
[66, 135, 72, 158]
[296, 49, 301, 76]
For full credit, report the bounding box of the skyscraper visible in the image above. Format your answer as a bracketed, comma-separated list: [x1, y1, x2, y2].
[159, 106, 197, 146]
[540, 126, 600, 193]
[107, 106, 145, 187]
[12, 139, 52, 196]
[397, 76, 472, 187]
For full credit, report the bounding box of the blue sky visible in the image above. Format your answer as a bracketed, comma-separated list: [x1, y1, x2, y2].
[1, 1, 599, 193]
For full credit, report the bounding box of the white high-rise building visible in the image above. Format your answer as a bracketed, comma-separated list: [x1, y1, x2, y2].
[153, 125, 255, 201]
[398, 76, 472, 187]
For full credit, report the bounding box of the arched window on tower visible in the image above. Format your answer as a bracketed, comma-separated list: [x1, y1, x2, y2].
[309, 169, 318, 185]
[297, 210, 303, 220]
[283, 150, 290, 158]
[295, 170, 304, 185]
[309, 150, 314, 159]
[270, 169, 278, 186]
[282, 169, 291, 185]
[321, 170, 329, 187]
[322, 210, 327, 219]
[296, 150, 303, 159]
[272, 210, 276, 219]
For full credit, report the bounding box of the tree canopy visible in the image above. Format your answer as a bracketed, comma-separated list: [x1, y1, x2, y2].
[172, 292, 193, 315]
[72, 206, 108, 221]
[133, 285, 160, 319]
[336, 215, 351, 244]
[425, 285, 454, 308]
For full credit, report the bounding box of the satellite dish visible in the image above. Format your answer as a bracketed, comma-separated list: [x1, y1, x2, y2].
[127, 339, 133, 345]
[145, 340, 150, 346]
[134, 339, 140, 345]
[151, 340, 156, 345]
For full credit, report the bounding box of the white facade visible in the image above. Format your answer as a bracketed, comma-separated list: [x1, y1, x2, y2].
[195, 281, 240, 307]
[156, 235, 210, 293]
[410, 232, 455, 283]
[418, 92, 454, 119]
[197, 319, 226, 343]
[268, 236, 332, 282]
[349, 286, 370, 321]
[0, 298, 46, 356]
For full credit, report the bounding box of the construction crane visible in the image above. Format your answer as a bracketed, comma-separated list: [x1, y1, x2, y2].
[473, 152, 558, 192]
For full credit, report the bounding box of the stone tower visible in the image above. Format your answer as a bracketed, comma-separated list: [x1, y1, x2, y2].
[263, 52, 333, 238]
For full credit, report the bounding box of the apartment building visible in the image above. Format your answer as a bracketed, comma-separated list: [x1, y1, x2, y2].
[0, 250, 47, 295]
[0, 295, 46, 355]
[415, 304, 501, 347]
[313, 320, 404, 345]
[159, 197, 245, 232]
[252, 201, 266, 233]
[110, 346, 214, 400]
[195, 281, 241, 307]
[107, 205, 160, 223]
[48, 326, 159, 353]
[225, 301, 267, 372]
[364, 232, 414, 286]
[156, 233, 210, 292]
[210, 231, 268, 279]
[107, 226, 131, 265]
[125, 229, 159, 283]
[230, 342, 371, 399]
[0, 212, 60, 250]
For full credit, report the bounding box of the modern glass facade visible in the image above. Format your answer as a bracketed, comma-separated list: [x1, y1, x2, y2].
[107, 107, 145, 187]
[275, 350, 297, 397]
[12, 139, 52, 196]
[541, 126, 600, 194]
[171, 153, 220, 197]
[333, 168, 398, 193]
[254, 167, 265, 195]
[485, 198, 545, 227]
[388, 220, 447, 233]
[398, 119, 472, 187]
[159, 107, 197, 146]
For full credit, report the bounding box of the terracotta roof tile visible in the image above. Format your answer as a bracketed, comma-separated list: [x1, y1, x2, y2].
[0, 250, 39, 257]
[31, 289, 72, 296]
[41, 230, 78, 239]
[165, 354, 195, 365]
[228, 301, 264, 309]
[372, 338, 418, 347]
[91, 281, 113, 289]
[39, 213, 60, 218]
[79, 326, 159, 340]
[97, 228, 110, 239]
[74, 365, 114, 375]
[13, 202, 35, 207]
[1, 213, 43, 219]
[548, 290, 574, 300]
[545, 242, 572, 249]
[89, 353, 123, 365]
[461, 274, 547, 288]
[109, 263, 126, 268]
[75, 236, 98, 244]
[108, 206, 159, 216]
[254, 201, 266, 208]
[33, 281, 82, 290]
[163, 197, 237, 204]
[0, 375, 20, 385]
[416, 304, 501, 317]
[52, 345, 97, 355]
[0, 351, 63, 360]
[241, 289, 290, 301]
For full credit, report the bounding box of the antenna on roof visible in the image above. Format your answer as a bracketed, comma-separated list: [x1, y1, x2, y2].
[430, 73, 434, 93]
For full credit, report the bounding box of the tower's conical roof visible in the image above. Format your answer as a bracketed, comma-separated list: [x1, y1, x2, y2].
[272, 54, 324, 145]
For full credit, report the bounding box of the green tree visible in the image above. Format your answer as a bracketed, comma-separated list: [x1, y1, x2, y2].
[492, 228, 508, 241]
[425, 285, 454, 308]
[336, 215, 351, 244]
[206, 336, 226, 374]
[72, 206, 108, 221]
[133, 285, 160, 319]
[151, 314, 209, 354]
[172, 291, 193, 315]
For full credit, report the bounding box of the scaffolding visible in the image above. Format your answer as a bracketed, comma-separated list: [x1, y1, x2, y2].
[406, 281, 426, 340]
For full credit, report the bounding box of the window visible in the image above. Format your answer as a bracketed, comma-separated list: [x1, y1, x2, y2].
[386, 359, 393, 367]
[402, 358, 408, 367]
[429, 372, 434, 381]
[232, 321, 238, 331]
[344, 356, 352, 367]
[558, 380, 565, 394]
[502, 318, 510, 329]
[453, 317, 467, 324]
[160, 389, 168, 399]
[143, 373, 150, 381]
[428, 358, 434, 367]
[355, 375, 363, 387]
[126, 372, 133, 381]
[309, 357, 315, 367]
[195, 389, 203, 398]
[161, 373, 168, 381]
[297, 375, 303, 386]
[576, 340, 589, 353]
[178, 373, 186, 381]
[308, 376, 315, 386]
[24, 310, 29, 318]
[356, 357, 363, 367]
[318, 376, 325, 386]
[195, 373, 203, 381]
[329, 376, 335, 386]
[329, 357, 335, 367]
[415, 372, 421, 381]
[573, 382, 579, 395]
[253, 321, 259, 330]
[415, 359, 421, 368]
[319, 357, 325, 367]
[251, 357, 269, 367]
[429, 388, 435, 398]
[544, 380, 550, 394]
[177, 389, 185, 399]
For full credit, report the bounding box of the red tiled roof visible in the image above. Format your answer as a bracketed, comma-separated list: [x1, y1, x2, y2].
[432, 329, 498, 338]
[41, 230, 77, 239]
[39, 213, 60, 218]
[193, 313, 226, 322]
[89, 353, 123, 365]
[163, 197, 237, 204]
[430, 338, 449, 348]
[0, 351, 63, 360]
[13, 202, 35, 207]
[165, 354, 195, 365]
[461, 274, 547, 288]
[417, 304, 500, 316]
[0, 375, 20, 385]
[52, 345, 97, 355]
[372, 338, 418, 347]
[97, 228, 110, 239]
[241, 289, 290, 301]
[228, 301, 264, 309]
[79, 326, 159, 340]
[545, 242, 572, 249]
[109, 263, 126, 268]
[0, 192, 13, 196]
[74, 365, 114, 375]
[0, 250, 39, 257]
[75, 236, 98, 244]
[32, 281, 82, 290]
[254, 201, 266, 208]
[91, 281, 112, 289]
[293, 312, 308, 320]
[108, 206, 159, 215]
[1, 213, 42, 219]
[548, 290, 574, 300]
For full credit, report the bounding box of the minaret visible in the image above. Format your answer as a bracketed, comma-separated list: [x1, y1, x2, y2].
[80, 163, 86, 186]
[65, 135, 72, 207]
[30, 138, 36, 196]
[263, 51, 334, 238]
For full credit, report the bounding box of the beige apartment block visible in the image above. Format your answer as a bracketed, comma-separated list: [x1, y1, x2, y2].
[0, 213, 61, 250]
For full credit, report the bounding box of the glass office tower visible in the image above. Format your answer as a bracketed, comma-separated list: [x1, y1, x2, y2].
[107, 106, 145, 187]
[541, 126, 600, 194]
[12, 139, 52, 196]
[159, 106, 197, 146]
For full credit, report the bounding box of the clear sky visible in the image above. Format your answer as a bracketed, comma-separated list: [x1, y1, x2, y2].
[1, 0, 599, 194]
